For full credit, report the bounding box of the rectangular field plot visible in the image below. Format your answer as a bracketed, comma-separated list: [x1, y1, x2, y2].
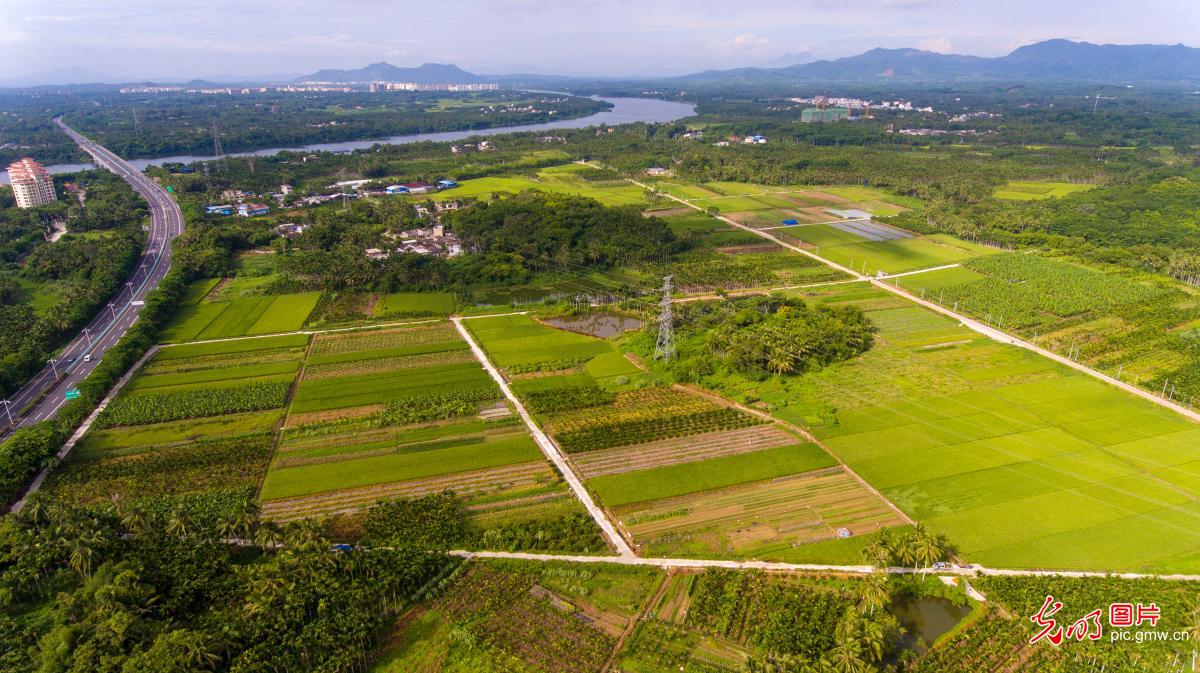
[159, 290, 320, 342]
[373, 561, 661, 673]
[615, 468, 907, 559]
[40, 334, 304, 510]
[778, 286, 1200, 572]
[993, 180, 1096, 200]
[466, 313, 617, 373]
[372, 291, 456, 317]
[781, 225, 998, 275]
[573, 425, 803, 478]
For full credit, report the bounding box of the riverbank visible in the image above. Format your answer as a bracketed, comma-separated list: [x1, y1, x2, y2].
[4, 96, 695, 182]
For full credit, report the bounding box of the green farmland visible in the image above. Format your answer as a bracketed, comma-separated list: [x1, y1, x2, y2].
[757, 284, 1200, 573]
[781, 226, 999, 275]
[993, 180, 1097, 200]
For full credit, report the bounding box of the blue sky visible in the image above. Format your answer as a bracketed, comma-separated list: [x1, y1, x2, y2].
[3, 0, 1198, 79]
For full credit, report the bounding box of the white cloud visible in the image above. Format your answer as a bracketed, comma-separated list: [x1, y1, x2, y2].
[713, 32, 774, 60]
[917, 36, 954, 53]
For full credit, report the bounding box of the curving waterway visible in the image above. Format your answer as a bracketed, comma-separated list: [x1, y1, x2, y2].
[12, 96, 696, 180]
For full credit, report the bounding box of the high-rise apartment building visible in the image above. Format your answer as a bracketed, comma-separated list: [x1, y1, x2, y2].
[7, 158, 57, 208]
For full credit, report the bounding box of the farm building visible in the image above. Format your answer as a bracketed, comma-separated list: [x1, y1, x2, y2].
[385, 185, 408, 194]
[237, 203, 270, 217]
[437, 179, 459, 190]
[205, 204, 234, 216]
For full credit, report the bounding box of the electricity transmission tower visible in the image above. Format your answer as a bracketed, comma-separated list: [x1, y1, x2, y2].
[211, 122, 227, 172]
[654, 275, 675, 361]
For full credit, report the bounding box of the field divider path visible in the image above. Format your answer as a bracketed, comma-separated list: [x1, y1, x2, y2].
[451, 317, 636, 558]
[10, 345, 161, 514]
[609, 164, 1200, 425]
[450, 549, 1200, 582]
[157, 318, 443, 349]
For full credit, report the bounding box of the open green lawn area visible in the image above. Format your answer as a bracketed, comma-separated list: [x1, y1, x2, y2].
[372, 291, 456, 317]
[745, 284, 1200, 572]
[782, 225, 999, 275]
[993, 180, 1097, 200]
[588, 443, 835, 506]
[160, 291, 321, 342]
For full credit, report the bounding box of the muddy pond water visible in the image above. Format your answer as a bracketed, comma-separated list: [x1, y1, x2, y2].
[542, 312, 643, 337]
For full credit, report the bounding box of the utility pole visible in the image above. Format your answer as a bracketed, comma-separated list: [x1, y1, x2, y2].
[0, 400, 12, 426]
[654, 275, 675, 361]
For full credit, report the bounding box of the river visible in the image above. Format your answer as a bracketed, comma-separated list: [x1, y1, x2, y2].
[6, 96, 695, 181]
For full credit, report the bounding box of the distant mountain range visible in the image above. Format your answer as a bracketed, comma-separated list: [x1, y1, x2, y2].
[7, 40, 1200, 90]
[296, 62, 486, 83]
[674, 40, 1200, 84]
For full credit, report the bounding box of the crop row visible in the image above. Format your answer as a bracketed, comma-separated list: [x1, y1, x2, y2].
[548, 386, 721, 431]
[44, 433, 274, 505]
[557, 408, 762, 452]
[302, 348, 475, 380]
[311, 323, 458, 355]
[141, 346, 305, 375]
[521, 384, 615, 413]
[97, 381, 292, 427]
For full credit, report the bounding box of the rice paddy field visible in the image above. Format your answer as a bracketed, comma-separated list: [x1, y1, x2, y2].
[466, 312, 908, 563]
[778, 225, 1000, 276]
[372, 291, 457, 317]
[256, 321, 595, 536]
[993, 180, 1097, 200]
[648, 181, 917, 217]
[160, 278, 320, 342]
[41, 335, 308, 511]
[427, 163, 649, 206]
[722, 283, 1200, 573]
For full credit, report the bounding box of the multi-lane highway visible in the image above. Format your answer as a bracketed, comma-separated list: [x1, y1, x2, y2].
[0, 118, 183, 436]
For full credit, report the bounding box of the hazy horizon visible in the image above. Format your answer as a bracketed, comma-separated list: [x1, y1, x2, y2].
[3, 0, 1198, 82]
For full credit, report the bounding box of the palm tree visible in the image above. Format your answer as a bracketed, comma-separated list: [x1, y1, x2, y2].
[858, 617, 887, 665]
[861, 528, 892, 568]
[891, 532, 916, 572]
[166, 510, 192, 539]
[858, 570, 890, 616]
[912, 524, 943, 576]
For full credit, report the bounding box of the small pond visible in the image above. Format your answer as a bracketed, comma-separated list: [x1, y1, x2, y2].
[892, 596, 972, 652]
[543, 312, 643, 338]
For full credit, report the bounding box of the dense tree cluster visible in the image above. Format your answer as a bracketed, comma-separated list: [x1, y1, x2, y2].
[663, 295, 876, 381]
[0, 498, 448, 673]
[449, 191, 682, 267]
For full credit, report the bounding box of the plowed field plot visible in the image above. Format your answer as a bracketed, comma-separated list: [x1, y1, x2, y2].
[572, 425, 801, 478]
[544, 386, 765, 453]
[615, 468, 906, 559]
[780, 225, 998, 275]
[261, 459, 557, 521]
